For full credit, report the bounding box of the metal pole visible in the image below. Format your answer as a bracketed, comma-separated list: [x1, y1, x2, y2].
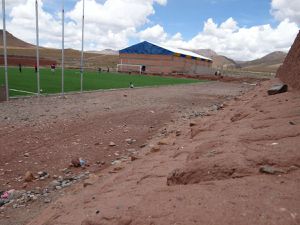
[35, 0, 40, 96]
[2, 0, 9, 101]
[61, 0, 65, 96]
[80, 0, 85, 92]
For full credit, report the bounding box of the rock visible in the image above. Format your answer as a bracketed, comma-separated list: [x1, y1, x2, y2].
[109, 141, 116, 147]
[130, 155, 138, 161]
[125, 138, 136, 144]
[55, 186, 62, 190]
[118, 218, 133, 225]
[49, 180, 61, 189]
[113, 166, 124, 171]
[44, 198, 51, 203]
[140, 143, 147, 148]
[189, 121, 197, 127]
[259, 165, 284, 174]
[158, 139, 169, 145]
[83, 174, 98, 188]
[38, 171, 48, 178]
[24, 153, 29, 157]
[24, 171, 35, 182]
[175, 130, 181, 136]
[71, 158, 81, 167]
[150, 146, 160, 153]
[267, 84, 288, 95]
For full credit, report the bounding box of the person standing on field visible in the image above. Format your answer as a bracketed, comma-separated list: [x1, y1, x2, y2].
[19, 64, 22, 73]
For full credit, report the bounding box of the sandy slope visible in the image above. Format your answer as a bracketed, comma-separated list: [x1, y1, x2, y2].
[24, 79, 300, 225]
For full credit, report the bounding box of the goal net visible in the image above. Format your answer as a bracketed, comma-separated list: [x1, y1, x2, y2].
[117, 64, 142, 74]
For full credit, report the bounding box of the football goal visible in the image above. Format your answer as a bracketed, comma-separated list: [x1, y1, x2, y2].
[117, 64, 143, 74]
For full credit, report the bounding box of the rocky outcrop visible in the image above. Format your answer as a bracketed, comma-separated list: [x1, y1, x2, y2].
[277, 31, 300, 90]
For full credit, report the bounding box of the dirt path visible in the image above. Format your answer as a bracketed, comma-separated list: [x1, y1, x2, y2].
[0, 81, 250, 225]
[19, 79, 299, 225]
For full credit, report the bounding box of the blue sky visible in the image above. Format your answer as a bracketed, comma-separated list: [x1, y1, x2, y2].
[149, 0, 276, 40]
[2, 0, 300, 60]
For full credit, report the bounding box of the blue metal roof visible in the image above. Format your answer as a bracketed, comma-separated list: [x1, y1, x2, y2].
[119, 41, 174, 55]
[119, 41, 212, 62]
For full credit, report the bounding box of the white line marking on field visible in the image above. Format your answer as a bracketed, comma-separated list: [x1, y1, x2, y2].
[10, 89, 37, 95]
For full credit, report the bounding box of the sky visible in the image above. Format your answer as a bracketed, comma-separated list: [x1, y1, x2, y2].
[1, 0, 300, 60]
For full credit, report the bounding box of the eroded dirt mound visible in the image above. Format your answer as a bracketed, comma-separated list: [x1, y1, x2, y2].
[167, 80, 300, 185]
[277, 31, 300, 90]
[22, 79, 300, 225]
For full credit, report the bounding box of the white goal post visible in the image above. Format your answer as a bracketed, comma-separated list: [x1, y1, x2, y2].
[117, 64, 143, 74]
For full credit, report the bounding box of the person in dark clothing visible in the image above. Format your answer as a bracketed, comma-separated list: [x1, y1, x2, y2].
[34, 64, 37, 73]
[19, 64, 22, 73]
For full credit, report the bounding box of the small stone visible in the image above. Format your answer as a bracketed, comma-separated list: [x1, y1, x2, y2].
[71, 158, 81, 167]
[55, 186, 62, 190]
[109, 141, 116, 147]
[125, 138, 136, 144]
[24, 153, 29, 157]
[96, 210, 100, 214]
[175, 130, 181, 136]
[94, 142, 100, 146]
[49, 180, 61, 189]
[189, 121, 197, 127]
[83, 174, 98, 188]
[24, 171, 35, 182]
[44, 198, 51, 203]
[259, 165, 284, 174]
[289, 121, 296, 125]
[130, 155, 138, 161]
[140, 143, 147, 148]
[158, 139, 168, 145]
[150, 146, 160, 153]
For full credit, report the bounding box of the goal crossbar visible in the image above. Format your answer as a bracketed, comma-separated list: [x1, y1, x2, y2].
[117, 64, 142, 74]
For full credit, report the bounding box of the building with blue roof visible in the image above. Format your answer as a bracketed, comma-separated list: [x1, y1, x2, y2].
[118, 41, 213, 75]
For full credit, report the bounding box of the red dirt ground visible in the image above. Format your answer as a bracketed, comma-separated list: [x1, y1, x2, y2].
[0, 77, 299, 225]
[0, 81, 250, 225]
[23, 79, 300, 225]
[0, 55, 56, 67]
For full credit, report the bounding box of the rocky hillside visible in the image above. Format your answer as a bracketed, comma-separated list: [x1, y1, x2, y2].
[277, 31, 300, 90]
[238, 51, 287, 72]
[0, 30, 34, 48]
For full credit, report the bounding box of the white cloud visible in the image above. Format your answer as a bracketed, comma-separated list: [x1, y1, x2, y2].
[271, 0, 300, 24]
[162, 18, 299, 60]
[1, 0, 299, 61]
[3, 0, 168, 50]
[139, 24, 167, 42]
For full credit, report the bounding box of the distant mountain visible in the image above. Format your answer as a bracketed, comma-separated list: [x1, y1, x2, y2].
[187, 48, 238, 69]
[238, 51, 287, 72]
[189, 49, 218, 58]
[0, 30, 35, 48]
[86, 49, 119, 55]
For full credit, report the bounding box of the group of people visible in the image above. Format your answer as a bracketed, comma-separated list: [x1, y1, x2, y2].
[17, 63, 56, 73]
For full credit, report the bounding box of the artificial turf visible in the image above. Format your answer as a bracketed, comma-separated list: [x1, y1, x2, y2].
[0, 67, 204, 97]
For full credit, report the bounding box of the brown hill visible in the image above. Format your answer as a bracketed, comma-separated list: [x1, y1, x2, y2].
[188, 48, 238, 69]
[0, 30, 34, 48]
[0, 30, 118, 68]
[239, 51, 287, 72]
[277, 31, 300, 90]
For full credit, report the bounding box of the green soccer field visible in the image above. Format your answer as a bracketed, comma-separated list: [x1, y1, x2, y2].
[0, 67, 204, 97]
